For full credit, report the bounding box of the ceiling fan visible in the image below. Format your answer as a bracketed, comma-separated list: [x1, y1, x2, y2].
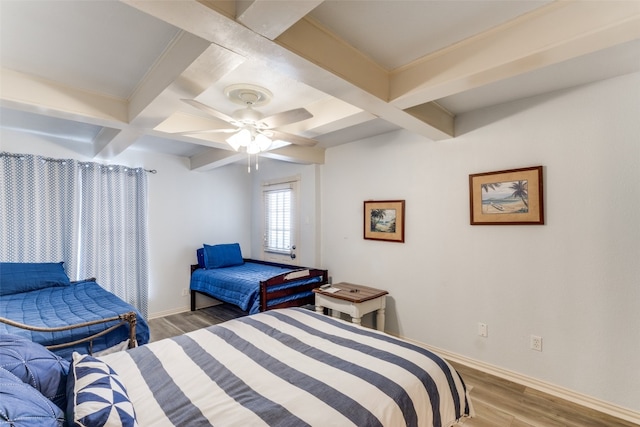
[180, 84, 317, 158]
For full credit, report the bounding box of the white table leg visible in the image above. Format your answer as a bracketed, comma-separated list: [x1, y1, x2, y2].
[376, 308, 385, 331]
[316, 305, 324, 314]
[352, 316, 362, 325]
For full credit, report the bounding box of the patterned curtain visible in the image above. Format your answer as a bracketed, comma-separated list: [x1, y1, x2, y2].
[0, 152, 149, 318]
[0, 153, 80, 275]
[78, 163, 149, 318]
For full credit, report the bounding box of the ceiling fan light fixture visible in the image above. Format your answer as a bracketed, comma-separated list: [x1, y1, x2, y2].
[232, 106, 263, 125]
[181, 83, 316, 173]
[255, 133, 272, 151]
[226, 126, 272, 154]
[246, 143, 261, 155]
[226, 128, 249, 151]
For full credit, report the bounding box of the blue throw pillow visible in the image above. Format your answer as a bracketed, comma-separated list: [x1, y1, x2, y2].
[0, 367, 65, 427]
[196, 247, 206, 268]
[0, 334, 70, 409]
[67, 353, 137, 427]
[202, 243, 244, 268]
[0, 262, 71, 296]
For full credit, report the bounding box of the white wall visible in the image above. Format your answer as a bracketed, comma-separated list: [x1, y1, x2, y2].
[0, 129, 252, 317]
[321, 73, 640, 412]
[2, 72, 638, 415]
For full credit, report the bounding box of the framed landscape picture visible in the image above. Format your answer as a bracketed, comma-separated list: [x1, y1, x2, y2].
[364, 200, 405, 242]
[469, 166, 544, 225]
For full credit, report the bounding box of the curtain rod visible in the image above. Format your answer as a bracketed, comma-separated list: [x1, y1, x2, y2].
[0, 151, 157, 173]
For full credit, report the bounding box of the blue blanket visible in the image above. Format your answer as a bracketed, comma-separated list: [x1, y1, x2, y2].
[191, 262, 322, 314]
[0, 279, 149, 360]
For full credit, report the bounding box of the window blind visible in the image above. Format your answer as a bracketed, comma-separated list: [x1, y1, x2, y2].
[263, 180, 297, 254]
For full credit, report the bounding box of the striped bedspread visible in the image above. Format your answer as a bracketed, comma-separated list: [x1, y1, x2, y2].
[100, 308, 473, 427]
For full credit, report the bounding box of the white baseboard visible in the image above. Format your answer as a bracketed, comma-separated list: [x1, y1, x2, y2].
[147, 301, 221, 320]
[147, 306, 190, 320]
[413, 341, 640, 425]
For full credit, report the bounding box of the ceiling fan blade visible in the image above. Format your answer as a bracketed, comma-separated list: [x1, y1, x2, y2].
[262, 108, 313, 128]
[176, 128, 238, 136]
[270, 130, 317, 147]
[181, 99, 235, 124]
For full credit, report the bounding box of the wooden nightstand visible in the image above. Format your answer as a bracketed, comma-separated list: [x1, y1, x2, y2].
[313, 282, 388, 331]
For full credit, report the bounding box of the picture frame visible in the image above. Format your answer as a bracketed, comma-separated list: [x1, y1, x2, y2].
[469, 166, 544, 225]
[364, 200, 405, 242]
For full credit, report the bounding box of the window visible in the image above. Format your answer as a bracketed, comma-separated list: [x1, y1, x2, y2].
[263, 178, 298, 254]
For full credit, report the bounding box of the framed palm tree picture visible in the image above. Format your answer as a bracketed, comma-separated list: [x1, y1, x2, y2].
[364, 200, 405, 242]
[469, 166, 544, 225]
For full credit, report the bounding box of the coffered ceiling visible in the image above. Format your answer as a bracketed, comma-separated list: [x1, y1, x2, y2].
[1, 1, 638, 170]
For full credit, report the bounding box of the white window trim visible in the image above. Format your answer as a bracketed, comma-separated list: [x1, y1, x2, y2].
[262, 176, 299, 256]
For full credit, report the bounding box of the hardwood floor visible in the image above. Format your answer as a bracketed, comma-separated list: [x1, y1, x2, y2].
[450, 362, 636, 427]
[148, 304, 635, 427]
[148, 303, 247, 342]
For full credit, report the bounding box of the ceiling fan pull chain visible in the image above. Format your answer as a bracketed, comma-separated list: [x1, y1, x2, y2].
[255, 154, 259, 171]
[247, 153, 251, 173]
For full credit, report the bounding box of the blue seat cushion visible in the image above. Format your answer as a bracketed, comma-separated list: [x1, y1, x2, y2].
[0, 366, 65, 427]
[0, 334, 69, 409]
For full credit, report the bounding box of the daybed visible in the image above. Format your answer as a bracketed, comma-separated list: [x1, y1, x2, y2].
[0, 262, 149, 361]
[0, 308, 473, 427]
[190, 243, 328, 313]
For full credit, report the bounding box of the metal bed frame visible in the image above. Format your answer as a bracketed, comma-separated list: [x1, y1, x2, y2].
[0, 311, 138, 355]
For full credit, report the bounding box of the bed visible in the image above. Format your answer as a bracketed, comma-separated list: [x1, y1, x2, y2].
[0, 307, 473, 427]
[190, 243, 328, 314]
[0, 262, 149, 361]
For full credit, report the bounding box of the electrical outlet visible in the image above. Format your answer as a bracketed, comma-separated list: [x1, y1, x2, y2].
[181, 288, 189, 297]
[478, 322, 488, 338]
[530, 335, 542, 351]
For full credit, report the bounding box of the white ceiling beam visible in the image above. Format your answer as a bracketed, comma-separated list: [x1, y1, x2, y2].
[145, 128, 232, 151]
[305, 111, 376, 137]
[403, 102, 454, 138]
[154, 111, 231, 135]
[129, 38, 245, 130]
[125, 0, 640, 166]
[128, 31, 211, 123]
[122, 1, 243, 48]
[190, 148, 246, 171]
[92, 128, 121, 157]
[123, 0, 364, 167]
[277, 17, 389, 102]
[260, 144, 325, 165]
[0, 32, 245, 161]
[389, 1, 640, 109]
[94, 128, 143, 159]
[0, 68, 128, 126]
[236, 0, 324, 40]
[126, 1, 454, 142]
[274, 17, 454, 140]
[96, 36, 245, 159]
[287, 97, 371, 136]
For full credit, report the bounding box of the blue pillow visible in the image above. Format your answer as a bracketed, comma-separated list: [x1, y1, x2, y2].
[0, 367, 65, 427]
[202, 243, 244, 268]
[0, 334, 70, 409]
[67, 353, 137, 427]
[0, 262, 71, 296]
[196, 247, 206, 268]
